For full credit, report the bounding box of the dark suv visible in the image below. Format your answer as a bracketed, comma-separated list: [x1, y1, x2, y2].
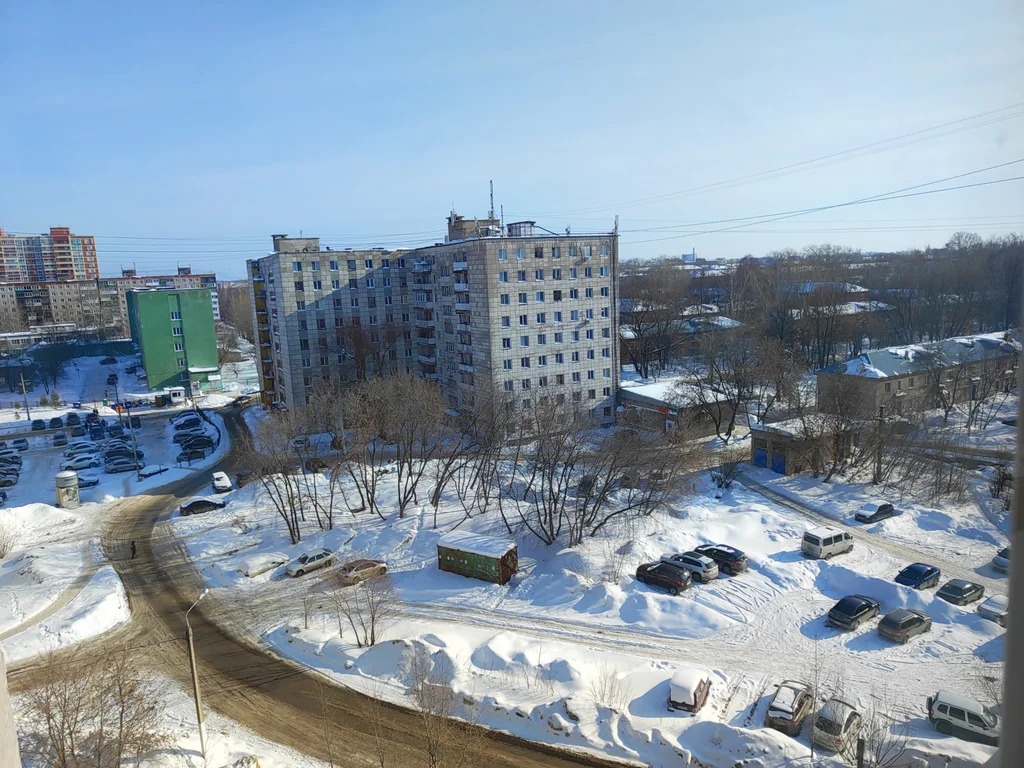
[826, 594, 881, 630]
[936, 579, 984, 606]
[693, 543, 748, 575]
[635, 562, 692, 596]
[878, 608, 932, 644]
[31, 419, 46, 431]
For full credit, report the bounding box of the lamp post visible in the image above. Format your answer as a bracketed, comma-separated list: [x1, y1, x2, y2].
[185, 588, 209, 759]
[124, 401, 142, 481]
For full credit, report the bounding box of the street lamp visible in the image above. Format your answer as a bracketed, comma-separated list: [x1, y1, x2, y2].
[185, 588, 209, 759]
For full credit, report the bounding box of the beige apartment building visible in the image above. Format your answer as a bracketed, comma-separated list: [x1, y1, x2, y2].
[248, 212, 620, 422]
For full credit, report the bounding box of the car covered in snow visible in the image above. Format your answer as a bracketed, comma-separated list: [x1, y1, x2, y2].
[801, 526, 854, 559]
[285, 548, 336, 577]
[936, 579, 984, 606]
[668, 666, 712, 713]
[211, 471, 232, 493]
[660, 551, 719, 582]
[976, 594, 1008, 627]
[635, 562, 692, 596]
[179, 498, 227, 516]
[76, 473, 100, 488]
[240, 553, 289, 578]
[764, 679, 814, 735]
[992, 547, 1010, 573]
[854, 501, 895, 524]
[70, 425, 87, 437]
[53, 433, 68, 447]
[878, 608, 931, 644]
[61, 454, 102, 471]
[64, 443, 99, 458]
[172, 417, 202, 432]
[927, 691, 999, 745]
[335, 559, 387, 586]
[894, 562, 941, 590]
[812, 699, 861, 754]
[693, 543, 748, 575]
[139, 464, 168, 479]
[826, 594, 881, 631]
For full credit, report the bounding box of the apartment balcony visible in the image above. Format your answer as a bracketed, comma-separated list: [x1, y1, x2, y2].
[422, 371, 438, 381]
[455, 322, 472, 333]
[454, 302, 471, 312]
[458, 343, 473, 354]
[452, 261, 468, 272]
[256, 308, 268, 316]
[414, 294, 434, 308]
[453, 281, 468, 292]
[411, 260, 432, 274]
[258, 324, 270, 332]
[257, 291, 267, 299]
[418, 354, 437, 365]
[414, 316, 435, 329]
[458, 363, 474, 373]
[416, 336, 437, 346]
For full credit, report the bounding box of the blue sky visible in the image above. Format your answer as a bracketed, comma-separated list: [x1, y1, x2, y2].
[2, 1, 1022, 279]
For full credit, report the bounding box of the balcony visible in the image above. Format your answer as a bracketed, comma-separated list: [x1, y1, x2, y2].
[458, 343, 473, 353]
[417, 336, 437, 346]
[414, 294, 434, 308]
[411, 260, 432, 274]
[418, 354, 437, 365]
[257, 291, 267, 299]
[455, 322, 472, 333]
[454, 302, 471, 312]
[422, 371, 438, 381]
[415, 317, 435, 329]
[453, 282, 468, 292]
[458, 363, 474, 373]
[452, 261, 468, 272]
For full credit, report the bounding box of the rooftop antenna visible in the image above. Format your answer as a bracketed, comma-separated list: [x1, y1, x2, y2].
[500, 204, 504, 232]
[489, 180, 495, 219]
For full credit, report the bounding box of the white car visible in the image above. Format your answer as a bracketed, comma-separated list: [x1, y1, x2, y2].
[64, 444, 100, 458]
[812, 698, 862, 754]
[992, 547, 1010, 573]
[61, 455, 102, 471]
[977, 594, 1008, 628]
[660, 551, 720, 582]
[76, 473, 100, 488]
[211, 471, 232, 493]
[285, 548, 336, 577]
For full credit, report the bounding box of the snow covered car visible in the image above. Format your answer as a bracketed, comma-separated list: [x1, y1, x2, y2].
[992, 547, 1010, 573]
[285, 548, 336, 577]
[764, 680, 814, 736]
[76, 473, 100, 488]
[61, 455, 102, 471]
[139, 464, 168, 479]
[812, 699, 861, 754]
[240, 553, 289, 578]
[211, 471, 232, 493]
[660, 551, 719, 582]
[894, 562, 941, 590]
[335, 559, 387, 586]
[635, 562, 692, 596]
[693, 543, 748, 575]
[878, 608, 931, 644]
[977, 594, 1008, 627]
[927, 691, 999, 745]
[854, 501, 895, 524]
[53, 433, 68, 447]
[179, 498, 227, 516]
[826, 594, 881, 631]
[936, 579, 984, 606]
[668, 666, 712, 713]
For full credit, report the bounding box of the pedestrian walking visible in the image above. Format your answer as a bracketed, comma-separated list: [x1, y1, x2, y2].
[130, 540, 137, 559]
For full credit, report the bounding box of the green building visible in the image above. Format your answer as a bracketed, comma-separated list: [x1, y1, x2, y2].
[126, 288, 220, 394]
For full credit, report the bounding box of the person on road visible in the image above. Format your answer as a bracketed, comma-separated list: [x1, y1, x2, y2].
[131, 540, 137, 559]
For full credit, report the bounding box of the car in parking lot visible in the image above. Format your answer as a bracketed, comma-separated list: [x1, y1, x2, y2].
[31, 419, 46, 431]
[105, 458, 139, 474]
[52, 433, 68, 447]
[936, 579, 984, 606]
[176, 448, 207, 463]
[765, 680, 814, 736]
[107, 424, 125, 438]
[64, 440, 95, 453]
[48, 416, 63, 429]
[635, 562, 692, 595]
[854, 501, 895, 524]
[76, 473, 100, 488]
[179, 498, 227, 516]
[105, 450, 143, 463]
[801, 526, 854, 559]
[100, 356, 117, 365]
[660, 551, 719, 582]
[992, 547, 1010, 573]
[231, 394, 255, 407]
[977, 594, 1008, 627]
[335, 559, 388, 586]
[181, 436, 214, 450]
[62, 455, 102, 471]
[0, 458, 23, 472]
[139, 464, 168, 478]
[89, 427, 105, 440]
[927, 691, 999, 745]
[70, 425, 86, 437]
[65, 412, 81, 426]
[0, 476, 17, 488]
[812, 699, 862, 754]
[826, 594, 881, 630]
[85, 412, 100, 425]
[693, 543, 748, 575]
[668, 666, 713, 713]
[173, 418, 202, 432]
[106, 374, 118, 385]
[211, 471, 232, 493]
[878, 608, 931, 643]
[12, 438, 28, 451]
[173, 429, 207, 444]
[129, 415, 141, 429]
[895, 562, 941, 590]
[285, 548, 336, 577]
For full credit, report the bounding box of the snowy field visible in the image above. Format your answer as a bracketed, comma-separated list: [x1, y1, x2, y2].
[169, 464, 1004, 767]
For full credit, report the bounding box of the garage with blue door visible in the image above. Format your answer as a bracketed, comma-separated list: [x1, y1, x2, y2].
[749, 416, 850, 476]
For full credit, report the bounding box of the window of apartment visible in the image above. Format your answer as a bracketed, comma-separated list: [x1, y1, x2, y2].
[517, 269, 526, 282]
[602, 347, 610, 358]
[587, 349, 595, 360]
[553, 290, 562, 302]
[909, 377, 915, 388]
[584, 246, 592, 259]
[572, 372, 581, 382]
[351, 297, 359, 307]
[169, 310, 182, 320]
[369, 315, 378, 325]
[503, 380, 514, 391]
[178, 371, 189, 381]
[569, 267, 577, 280]
[585, 288, 593, 298]
[366, 277, 375, 288]
[312, 280, 322, 291]
[294, 281, 304, 291]
[367, 296, 377, 308]
[538, 333, 549, 345]
[502, 360, 513, 371]
[329, 260, 339, 270]
[331, 279, 340, 290]
[585, 308, 594, 319]
[299, 320, 308, 330]
[174, 342, 184, 352]
[364, 259, 374, 269]
[349, 278, 357, 290]
[502, 337, 511, 349]
[538, 355, 548, 366]
[586, 329, 594, 340]
[347, 259, 356, 270]
[334, 317, 344, 327]
[553, 311, 562, 323]
[522, 379, 531, 390]
[518, 292, 527, 304]
[516, 247, 525, 260]
[402, 312, 410, 322]
[501, 315, 511, 327]
[521, 357, 531, 368]
[175, 357, 187, 367]
[569, 288, 579, 299]
[552, 268, 562, 280]
[554, 332, 564, 343]
[584, 267, 592, 278]
[552, 246, 561, 259]
[171, 326, 183, 336]
[299, 339, 310, 350]
[500, 293, 510, 305]
[556, 352, 564, 363]
[498, 248, 508, 261]
[310, 261, 320, 271]
[519, 314, 528, 326]
[570, 350, 579, 362]
[534, 269, 544, 281]
[302, 358, 311, 368]
[600, 287, 609, 298]
[885, 382, 891, 393]
[292, 261, 302, 272]
[556, 374, 565, 385]
[333, 297, 342, 308]
[398, 258, 406, 268]
[499, 271, 509, 283]
[588, 389, 596, 400]
[383, 277, 391, 287]
[572, 331, 580, 342]
[535, 291, 545, 303]
[599, 266, 608, 277]
[602, 327, 610, 338]
[570, 310, 579, 321]
[382, 259, 390, 269]
[600, 306, 609, 317]
[383, 295, 392, 305]
[520, 335, 529, 347]
[536, 312, 546, 324]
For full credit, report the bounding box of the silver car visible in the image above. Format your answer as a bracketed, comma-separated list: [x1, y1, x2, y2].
[285, 548, 336, 577]
[660, 551, 719, 582]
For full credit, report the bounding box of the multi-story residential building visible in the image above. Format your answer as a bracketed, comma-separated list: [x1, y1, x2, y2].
[0, 227, 99, 282]
[248, 212, 620, 422]
[126, 288, 220, 393]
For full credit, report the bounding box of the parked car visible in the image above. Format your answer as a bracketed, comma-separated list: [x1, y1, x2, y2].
[85, 412, 100, 424]
[240, 553, 289, 577]
[285, 548, 336, 577]
[937, 579, 984, 606]
[129, 415, 141, 429]
[70, 425, 86, 437]
[878, 608, 932, 643]
[1001, 416, 1017, 427]
[336, 559, 387, 586]
[173, 418, 202, 432]
[53, 433, 68, 447]
[105, 458, 139, 474]
[65, 440, 95, 452]
[173, 429, 207, 444]
[895, 563, 941, 590]
[125, 364, 137, 374]
[62, 455, 102, 471]
[105, 450, 143, 463]
[992, 547, 1010, 573]
[89, 427, 105, 440]
[635, 562, 692, 596]
[139, 464, 168, 478]
[977, 594, 1008, 627]
[100, 356, 117, 365]
[660, 551, 719, 582]
[231, 394, 255, 407]
[106, 374, 118, 385]
[107, 424, 125, 438]
[0, 476, 17, 488]
[76, 473, 100, 488]
[181, 436, 214, 450]
[48, 416, 63, 429]
[812, 699, 862, 754]
[176, 448, 207, 463]
[854, 501, 895, 524]
[0, 490, 7, 505]
[179, 498, 227, 516]
[668, 666, 712, 713]
[801, 527, 854, 559]
[65, 412, 81, 426]
[211, 471, 232, 493]
[927, 691, 999, 745]
[764, 680, 814, 736]
[826, 594, 881, 631]
[693, 543, 748, 575]
[31, 419, 46, 431]
[12, 438, 28, 451]
[0, 455, 23, 469]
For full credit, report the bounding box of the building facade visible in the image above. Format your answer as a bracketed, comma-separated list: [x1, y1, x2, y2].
[248, 213, 620, 422]
[126, 288, 220, 393]
[0, 227, 98, 282]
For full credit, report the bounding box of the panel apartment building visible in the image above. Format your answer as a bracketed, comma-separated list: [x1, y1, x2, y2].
[0, 227, 99, 282]
[248, 213, 620, 422]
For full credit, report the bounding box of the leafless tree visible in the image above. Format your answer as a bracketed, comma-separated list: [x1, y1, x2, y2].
[710, 445, 749, 489]
[588, 662, 630, 713]
[238, 412, 305, 544]
[404, 648, 484, 768]
[0, 524, 15, 559]
[218, 282, 254, 342]
[379, 373, 446, 517]
[619, 265, 692, 378]
[332, 574, 400, 648]
[858, 688, 911, 768]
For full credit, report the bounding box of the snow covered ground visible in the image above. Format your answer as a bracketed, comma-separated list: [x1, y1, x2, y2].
[169, 465, 1003, 767]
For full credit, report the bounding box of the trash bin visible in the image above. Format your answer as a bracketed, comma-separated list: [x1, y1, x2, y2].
[102, 398, 109, 407]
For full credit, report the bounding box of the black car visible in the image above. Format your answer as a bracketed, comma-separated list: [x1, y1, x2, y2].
[181, 436, 214, 450]
[106, 375, 118, 386]
[90, 428, 105, 440]
[125, 365, 137, 374]
[179, 499, 227, 516]
[31, 419, 46, 431]
[827, 594, 881, 630]
[107, 424, 125, 437]
[100, 357, 117, 365]
[936, 579, 985, 606]
[878, 608, 932, 644]
[48, 416, 63, 429]
[65, 412, 81, 426]
[85, 412, 100, 424]
[693, 543, 749, 575]
[129, 415, 141, 429]
[635, 562, 693, 596]
[173, 418, 202, 432]
[71, 425, 86, 437]
[176, 448, 207, 463]
[855, 502, 895, 524]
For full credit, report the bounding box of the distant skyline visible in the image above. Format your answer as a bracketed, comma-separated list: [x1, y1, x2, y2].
[2, 1, 1022, 280]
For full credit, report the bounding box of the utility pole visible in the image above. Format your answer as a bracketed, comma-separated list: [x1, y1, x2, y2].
[873, 405, 884, 484]
[18, 371, 31, 421]
[125, 401, 142, 480]
[185, 589, 209, 759]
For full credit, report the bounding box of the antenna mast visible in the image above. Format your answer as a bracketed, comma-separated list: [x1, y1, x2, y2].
[489, 180, 495, 219]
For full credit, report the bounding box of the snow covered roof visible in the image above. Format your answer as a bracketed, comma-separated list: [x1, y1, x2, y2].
[789, 301, 892, 320]
[785, 281, 868, 294]
[669, 666, 711, 702]
[823, 331, 1021, 379]
[188, 366, 220, 374]
[619, 377, 729, 410]
[750, 414, 833, 437]
[437, 530, 516, 558]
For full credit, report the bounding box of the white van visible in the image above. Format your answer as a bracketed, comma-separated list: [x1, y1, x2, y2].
[927, 691, 999, 745]
[801, 526, 854, 559]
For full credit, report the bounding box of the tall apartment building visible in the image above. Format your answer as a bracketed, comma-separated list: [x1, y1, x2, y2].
[0, 227, 99, 282]
[248, 212, 620, 422]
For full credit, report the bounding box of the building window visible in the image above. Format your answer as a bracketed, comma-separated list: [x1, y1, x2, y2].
[518, 292, 528, 304]
[351, 297, 359, 307]
[364, 259, 374, 269]
[332, 279, 340, 289]
[312, 280, 322, 291]
[599, 266, 608, 277]
[585, 288, 593, 298]
[600, 244, 609, 257]
[535, 269, 544, 281]
[552, 246, 561, 259]
[502, 337, 511, 349]
[174, 342, 184, 352]
[382, 259, 390, 269]
[538, 354, 547, 366]
[584, 267, 592, 278]
[170, 311, 181, 320]
[520, 335, 529, 347]
[521, 357, 530, 368]
[311, 261, 320, 271]
[349, 278, 357, 289]
[569, 288, 579, 299]
[556, 352, 564, 363]
[552, 268, 562, 280]
[586, 329, 594, 340]
[499, 271, 509, 283]
[602, 347, 610, 358]
[602, 327, 610, 338]
[500, 293, 510, 305]
[516, 247, 525, 260]
[584, 246, 592, 259]
[501, 315, 511, 327]
[329, 260, 339, 270]
[498, 248, 508, 261]
[569, 267, 578, 280]
[885, 382, 891, 392]
[178, 371, 189, 381]
[571, 310, 579, 321]
[175, 357, 187, 367]
[517, 270, 526, 282]
[537, 313, 546, 324]
[504, 359, 513, 370]
[504, 380, 514, 391]
[294, 281, 304, 292]
[553, 290, 562, 302]
[587, 349, 595, 360]
[366, 277, 375, 288]
[535, 291, 544, 302]
[572, 372, 581, 382]
[603, 386, 611, 396]
[302, 358, 311, 368]
[171, 326, 183, 336]
[293, 261, 302, 272]
[522, 379, 531, 390]
[519, 314, 529, 326]
[347, 259, 357, 270]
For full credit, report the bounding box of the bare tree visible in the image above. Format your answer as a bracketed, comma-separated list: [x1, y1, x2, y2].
[710, 445, 749, 489]
[858, 688, 911, 768]
[0, 524, 15, 559]
[404, 648, 484, 768]
[332, 574, 400, 648]
[619, 265, 692, 378]
[238, 412, 305, 544]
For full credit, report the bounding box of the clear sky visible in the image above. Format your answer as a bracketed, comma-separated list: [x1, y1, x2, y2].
[2, 1, 1022, 279]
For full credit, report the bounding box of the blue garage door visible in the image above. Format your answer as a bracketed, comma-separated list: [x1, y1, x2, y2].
[771, 452, 786, 474]
[753, 447, 767, 468]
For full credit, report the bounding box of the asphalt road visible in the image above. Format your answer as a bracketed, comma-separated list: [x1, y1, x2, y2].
[10, 408, 635, 768]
